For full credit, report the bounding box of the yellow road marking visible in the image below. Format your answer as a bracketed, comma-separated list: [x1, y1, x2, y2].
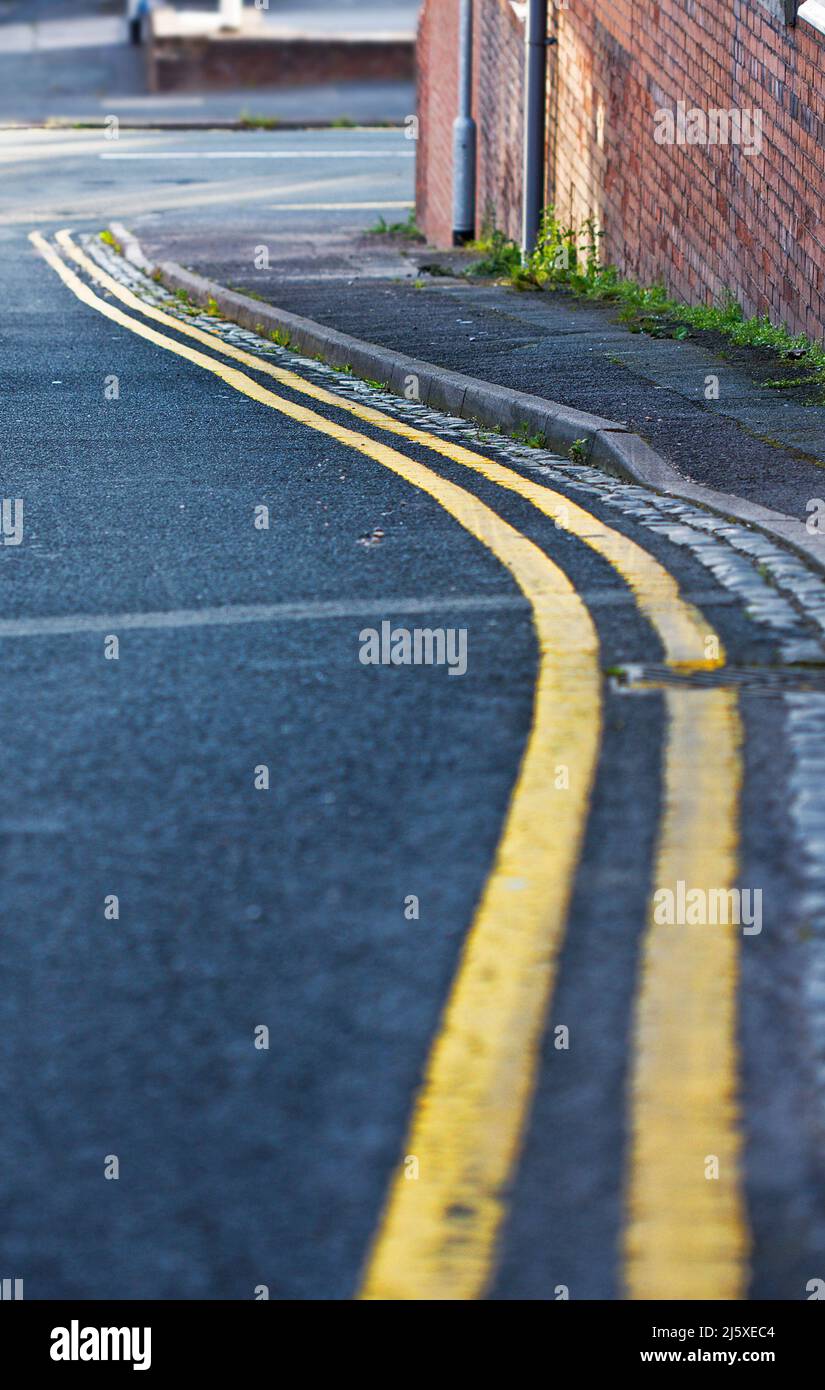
[51, 229, 749, 1298]
[59, 230, 718, 671]
[625, 686, 747, 1299]
[32, 229, 601, 1300]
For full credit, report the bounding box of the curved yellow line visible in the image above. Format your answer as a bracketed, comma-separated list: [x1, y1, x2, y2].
[57, 227, 719, 671]
[32, 229, 601, 1300]
[52, 229, 749, 1299]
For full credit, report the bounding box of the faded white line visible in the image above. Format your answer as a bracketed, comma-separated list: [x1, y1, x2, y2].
[0, 593, 527, 639]
[99, 150, 414, 161]
[98, 97, 207, 109]
[265, 200, 414, 211]
[3, 175, 389, 225]
[0, 589, 740, 639]
[0, 17, 127, 54]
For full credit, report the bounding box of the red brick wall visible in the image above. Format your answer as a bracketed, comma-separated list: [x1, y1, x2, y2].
[149, 35, 415, 93]
[474, 0, 525, 240]
[416, 0, 524, 243]
[417, 0, 825, 338]
[416, 0, 461, 246]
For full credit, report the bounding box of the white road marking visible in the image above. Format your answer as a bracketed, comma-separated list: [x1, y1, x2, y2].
[265, 201, 414, 211]
[3, 175, 396, 225]
[0, 594, 527, 640]
[99, 150, 414, 160]
[0, 18, 127, 54]
[97, 97, 207, 109]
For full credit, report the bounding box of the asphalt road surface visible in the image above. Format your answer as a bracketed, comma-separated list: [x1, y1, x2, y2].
[2, 129, 825, 1301]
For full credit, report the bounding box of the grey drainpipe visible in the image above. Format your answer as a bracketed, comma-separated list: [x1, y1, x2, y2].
[521, 0, 552, 256]
[452, 0, 477, 245]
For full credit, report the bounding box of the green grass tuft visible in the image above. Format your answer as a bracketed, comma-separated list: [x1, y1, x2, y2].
[99, 229, 122, 254]
[238, 111, 279, 130]
[465, 227, 522, 279]
[512, 422, 546, 448]
[501, 209, 825, 399]
[366, 209, 423, 241]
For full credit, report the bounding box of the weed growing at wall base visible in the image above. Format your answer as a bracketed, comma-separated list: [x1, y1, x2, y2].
[466, 210, 825, 400]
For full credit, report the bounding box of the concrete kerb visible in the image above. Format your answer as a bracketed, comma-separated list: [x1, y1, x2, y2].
[107, 226, 825, 580]
[146, 259, 627, 442]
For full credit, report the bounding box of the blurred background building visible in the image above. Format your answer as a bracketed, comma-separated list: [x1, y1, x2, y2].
[0, 0, 420, 124]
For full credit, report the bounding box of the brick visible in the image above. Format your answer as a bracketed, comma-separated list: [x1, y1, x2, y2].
[417, 0, 825, 337]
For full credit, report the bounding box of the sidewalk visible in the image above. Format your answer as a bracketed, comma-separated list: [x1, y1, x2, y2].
[139, 227, 825, 524]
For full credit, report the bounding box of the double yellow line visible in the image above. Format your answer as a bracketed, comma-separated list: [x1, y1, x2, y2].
[30, 229, 749, 1300]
